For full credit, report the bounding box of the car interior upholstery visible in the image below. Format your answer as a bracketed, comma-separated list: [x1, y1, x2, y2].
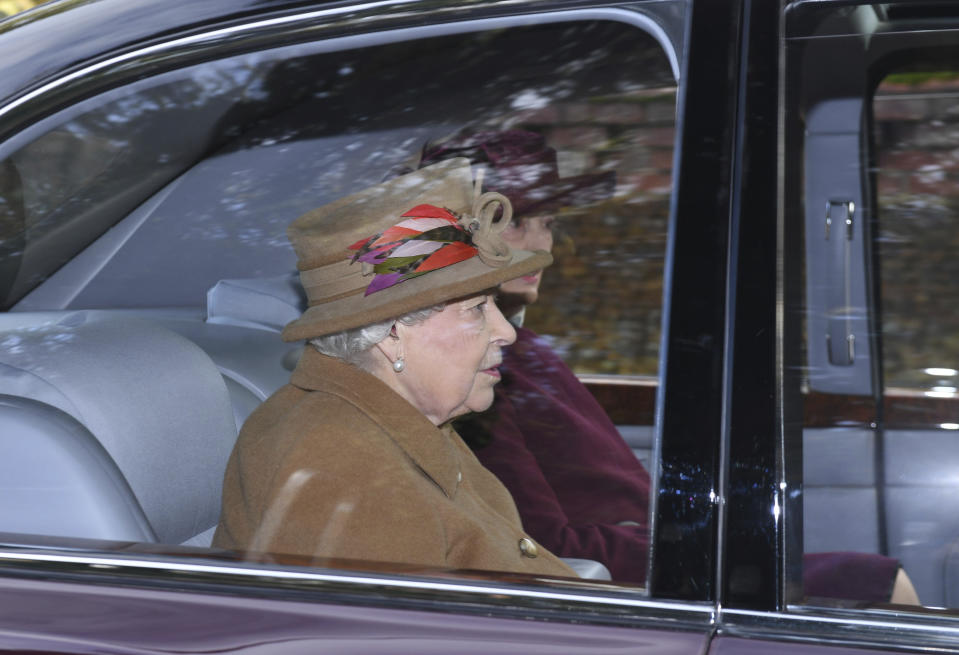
[6, 267, 959, 597]
[0, 311, 237, 545]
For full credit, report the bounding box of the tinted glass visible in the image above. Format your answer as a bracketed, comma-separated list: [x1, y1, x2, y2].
[0, 16, 677, 591]
[785, 2, 959, 611]
[874, 72, 959, 396]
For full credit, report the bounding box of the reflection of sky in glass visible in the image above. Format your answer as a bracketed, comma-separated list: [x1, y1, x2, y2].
[511, 90, 550, 111]
[1, 324, 78, 357]
[7, 16, 676, 352]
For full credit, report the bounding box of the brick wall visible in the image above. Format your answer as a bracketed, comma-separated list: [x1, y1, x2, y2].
[873, 78, 959, 389]
[489, 88, 676, 376]
[505, 74, 959, 383]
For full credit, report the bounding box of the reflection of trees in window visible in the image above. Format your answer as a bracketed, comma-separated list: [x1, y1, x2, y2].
[520, 88, 675, 376]
[17, 58, 271, 225]
[3, 60, 278, 306]
[875, 74, 959, 391]
[2, 18, 677, 342]
[0, 0, 42, 18]
[225, 21, 676, 376]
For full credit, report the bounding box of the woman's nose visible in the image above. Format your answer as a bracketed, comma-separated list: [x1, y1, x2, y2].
[488, 300, 517, 345]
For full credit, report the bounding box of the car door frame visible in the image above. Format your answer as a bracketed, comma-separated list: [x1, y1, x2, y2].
[0, 0, 724, 648]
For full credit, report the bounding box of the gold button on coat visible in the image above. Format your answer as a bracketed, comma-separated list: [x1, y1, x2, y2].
[518, 537, 538, 558]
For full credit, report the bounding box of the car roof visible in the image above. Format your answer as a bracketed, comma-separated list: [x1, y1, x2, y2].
[0, 0, 339, 113]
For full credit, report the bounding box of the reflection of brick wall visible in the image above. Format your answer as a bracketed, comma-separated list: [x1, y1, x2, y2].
[873, 80, 959, 388]
[495, 90, 676, 375]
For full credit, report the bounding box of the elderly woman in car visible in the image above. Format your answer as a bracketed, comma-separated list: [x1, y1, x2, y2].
[212, 158, 574, 577]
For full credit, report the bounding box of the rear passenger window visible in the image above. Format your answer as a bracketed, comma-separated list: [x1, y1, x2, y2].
[874, 72, 959, 400]
[0, 13, 678, 592]
[785, 2, 959, 611]
[871, 69, 959, 609]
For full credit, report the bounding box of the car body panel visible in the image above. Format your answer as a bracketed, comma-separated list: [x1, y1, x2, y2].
[0, 574, 709, 655]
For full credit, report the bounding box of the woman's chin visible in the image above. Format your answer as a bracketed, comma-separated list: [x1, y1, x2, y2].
[466, 387, 497, 415]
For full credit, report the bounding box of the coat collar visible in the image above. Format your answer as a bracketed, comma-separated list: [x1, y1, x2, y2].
[290, 347, 461, 498]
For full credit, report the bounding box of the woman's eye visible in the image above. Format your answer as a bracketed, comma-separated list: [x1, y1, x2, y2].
[470, 295, 495, 313]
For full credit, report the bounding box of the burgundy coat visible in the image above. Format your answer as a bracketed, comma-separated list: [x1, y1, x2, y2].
[465, 326, 650, 584]
[466, 327, 899, 599]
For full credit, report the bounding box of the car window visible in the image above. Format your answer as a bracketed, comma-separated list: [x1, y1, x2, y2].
[0, 49, 311, 310]
[785, 1, 959, 613]
[874, 71, 959, 398]
[0, 14, 677, 593]
[870, 68, 959, 610]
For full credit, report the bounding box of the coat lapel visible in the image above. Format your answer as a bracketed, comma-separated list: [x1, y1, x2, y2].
[290, 347, 460, 497]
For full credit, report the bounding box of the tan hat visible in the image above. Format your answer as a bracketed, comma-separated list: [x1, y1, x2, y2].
[282, 158, 552, 342]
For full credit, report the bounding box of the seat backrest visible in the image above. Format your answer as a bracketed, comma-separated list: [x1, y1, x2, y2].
[0, 394, 155, 542]
[0, 311, 238, 545]
[884, 428, 959, 608]
[206, 273, 305, 332]
[803, 427, 880, 554]
[804, 426, 959, 606]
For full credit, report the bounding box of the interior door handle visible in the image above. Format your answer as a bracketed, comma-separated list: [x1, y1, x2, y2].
[824, 199, 856, 366]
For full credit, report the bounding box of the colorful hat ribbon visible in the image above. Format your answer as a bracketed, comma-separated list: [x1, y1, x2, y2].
[347, 191, 513, 295]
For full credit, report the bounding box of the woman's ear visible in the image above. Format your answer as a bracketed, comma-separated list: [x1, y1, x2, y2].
[374, 323, 403, 365]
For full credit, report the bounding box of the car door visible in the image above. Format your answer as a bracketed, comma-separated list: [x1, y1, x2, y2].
[713, 1, 959, 653]
[0, 0, 724, 652]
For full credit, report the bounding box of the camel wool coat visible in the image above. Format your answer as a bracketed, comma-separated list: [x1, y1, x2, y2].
[213, 346, 575, 578]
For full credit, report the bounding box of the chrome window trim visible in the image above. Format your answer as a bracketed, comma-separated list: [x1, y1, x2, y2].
[577, 374, 658, 387]
[0, 549, 714, 631]
[722, 606, 959, 653]
[0, 0, 682, 132]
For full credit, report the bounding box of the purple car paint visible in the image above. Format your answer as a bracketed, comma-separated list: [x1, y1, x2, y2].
[0, 574, 708, 655]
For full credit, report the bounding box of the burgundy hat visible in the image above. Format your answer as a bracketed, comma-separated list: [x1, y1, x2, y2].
[418, 129, 615, 217]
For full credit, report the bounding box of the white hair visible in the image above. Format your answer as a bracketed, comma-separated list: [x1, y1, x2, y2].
[309, 305, 443, 371]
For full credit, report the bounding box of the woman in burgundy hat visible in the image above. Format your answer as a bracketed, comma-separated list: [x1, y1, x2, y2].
[421, 129, 653, 584]
[424, 129, 918, 602]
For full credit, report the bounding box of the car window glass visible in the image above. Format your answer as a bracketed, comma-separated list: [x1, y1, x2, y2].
[870, 68, 959, 610]
[785, 2, 959, 612]
[0, 51, 299, 310]
[0, 16, 677, 592]
[874, 72, 959, 398]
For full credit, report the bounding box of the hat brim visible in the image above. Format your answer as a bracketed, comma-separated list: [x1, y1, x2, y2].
[281, 248, 552, 342]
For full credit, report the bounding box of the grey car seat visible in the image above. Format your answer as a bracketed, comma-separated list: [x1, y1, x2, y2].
[0, 310, 237, 545]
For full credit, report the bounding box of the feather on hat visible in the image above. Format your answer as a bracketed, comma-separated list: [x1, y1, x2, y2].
[282, 158, 551, 341]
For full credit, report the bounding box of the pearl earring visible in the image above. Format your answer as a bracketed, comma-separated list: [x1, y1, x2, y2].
[392, 358, 405, 373]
